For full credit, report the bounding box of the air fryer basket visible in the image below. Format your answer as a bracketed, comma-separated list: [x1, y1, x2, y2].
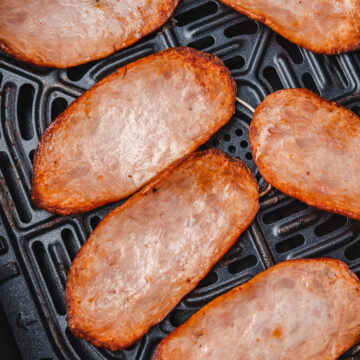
[1, 1, 360, 359]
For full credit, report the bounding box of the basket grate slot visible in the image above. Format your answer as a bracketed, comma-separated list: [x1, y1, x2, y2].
[323, 56, 349, 88]
[228, 255, 257, 274]
[345, 240, 360, 261]
[352, 105, 360, 117]
[32, 241, 67, 315]
[67, 61, 96, 82]
[224, 55, 245, 70]
[169, 309, 197, 328]
[275, 34, 303, 64]
[61, 229, 80, 262]
[90, 216, 101, 231]
[187, 36, 215, 50]
[49, 241, 71, 290]
[224, 20, 258, 37]
[216, 242, 243, 267]
[262, 200, 308, 225]
[196, 271, 218, 289]
[276, 235, 305, 254]
[302, 73, 320, 94]
[314, 214, 347, 237]
[263, 66, 283, 91]
[51, 97, 68, 122]
[29, 149, 35, 164]
[17, 83, 35, 140]
[66, 327, 105, 360]
[93, 46, 155, 82]
[175, 1, 218, 26]
[0, 152, 32, 223]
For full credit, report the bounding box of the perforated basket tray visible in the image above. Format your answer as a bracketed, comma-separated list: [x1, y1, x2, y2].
[1, 1, 360, 359]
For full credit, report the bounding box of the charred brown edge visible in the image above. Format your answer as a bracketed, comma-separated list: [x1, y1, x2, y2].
[65, 148, 260, 351]
[154, 258, 360, 359]
[0, 0, 181, 68]
[249, 88, 360, 221]
[31, 47, 237, 215]
[218, 1, 360, 55]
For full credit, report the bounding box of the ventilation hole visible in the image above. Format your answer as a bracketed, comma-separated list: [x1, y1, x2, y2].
[352, 106, 360, 117]
[49, 242, 70, 290]
[240, 140, 248, 148]
[228, 255, 257, 274]
[228, 145, 236, 153]
[0, 152, 31, 223]
[224, 56, 245, 70]
[275, 35, 303, 64]
[51, 97, 67, 122]
[17, 84, 35, 140]
[345, 240, 360, 260]
[235, 129, 243, 137]
[275, 235, 305, 253]
[188, 36, 214, 50]
[32, 242, 66, 315]
[0, 236, 8, 255]
[245, 152, 253, 160]
[175, 1, 218, 26]
[67, 61, 94, 82]
[223, 134, 231, 142]
[196, 271, 218, 289]
[66, 328, 100, 359]
[29, 149, 35, 164]
[263, 66, 283, 91]
[125, 342, 138, 352]
[218, 243, 243, 266]
[224, 20, 258, 37]
[94, 50, 154, 82]
[302, 73, 320, 94]
[139, 338, 163, 360]
[314, 214, 347, 236]
[211, 138, 219, 146]
[169, 309, 196, 328]
[90, 216, 101, 230]
[61, 229, 79, 262]
[325, 57, 348, 88]
[263, 200, 307, 225]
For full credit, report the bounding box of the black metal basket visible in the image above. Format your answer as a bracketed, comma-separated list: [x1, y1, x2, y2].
[1, 0, 360, 359]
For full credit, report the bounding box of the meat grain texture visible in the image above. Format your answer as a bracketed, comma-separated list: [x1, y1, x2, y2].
[66, 149, 259, 350]
[219, 0, 360, 54]
[250, 88, 360, 221]
[0, 0, 179, 67]
[154, 258, 360, 360]
[32, 47, 236, 215]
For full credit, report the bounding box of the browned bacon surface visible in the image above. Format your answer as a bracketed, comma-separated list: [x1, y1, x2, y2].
[66, 149, 259, 350]
[0, 0, 179, 67]
[250, 88, 360, 221]
[32, 47, 236, 215]
[219, 0, 360, 54]
[155, 258, 360, 360]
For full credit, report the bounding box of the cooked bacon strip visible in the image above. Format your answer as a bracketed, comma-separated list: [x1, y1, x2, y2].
[66, 149, 259, 350]
[155, 258, 360, 360]
[32, 47, 236, 214]
[218, 0, 360, 54]
[250, 88, 360, 220]
[0, 0, 179, 68]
